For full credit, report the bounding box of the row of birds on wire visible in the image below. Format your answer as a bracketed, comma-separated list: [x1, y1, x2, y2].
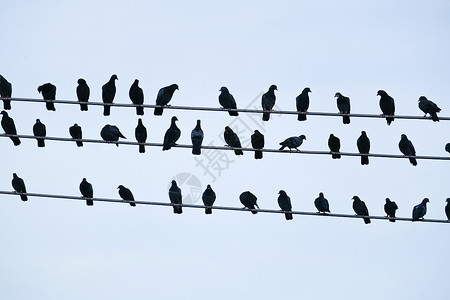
[8, 173, 450, 223]
[0, 74, 443, 123]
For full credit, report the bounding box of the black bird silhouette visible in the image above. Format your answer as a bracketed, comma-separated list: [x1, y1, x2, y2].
[261, 84, 277, 121]
[335, 92, 350, 124]
[352, 196, 371, 224]
[135, 118, 147, 153]
[315, 192, 330, 213]
[33, 119, 46, 147]
[328, 134, 341, 159]
[445, 143, 450, 154]
[191, 119, 204, 155]
[79, 178, 93, 206]
[219, 87, 238, 116]
[251, 130, 264, 159]
[102, 74, 118, 116]
[100, 124, 126, 146]
[279, 135, 306, 151]
[1, 111, 20, 146]
[154, 84, 178, 116]
[0, 75, 12, 110]
[224, 126, 243, 155]
[118, 185, 136, 207]
[169, 180, 182, 214]
[69, 123, 83, 147]
[278, 190, 293, 220]
[240, 191, 259, 214]
[412, 198, 429, 221]
[399, 134, 417, 166]
[202, 184, 216, 214]
[12, 173, 27, 201]
[384, 198, 398, 222]
[296, 87, 311, 121]
[76, 78, 90, 111]
[357, 131, 370, 165]
[418, 96, 440, 122]
[129, 79, 144, 115]
[38, 83, 56, 111]
[445, 198, 450, 221]
[377, 90, 395, 125]
[162, 116, 181, 150]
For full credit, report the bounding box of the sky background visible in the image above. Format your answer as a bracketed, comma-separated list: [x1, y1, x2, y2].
[1, 0, 450, 299]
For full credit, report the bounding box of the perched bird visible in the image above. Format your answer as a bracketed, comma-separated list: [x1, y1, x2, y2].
[12, 173, 27, 201]
[328, 134, 341, 159]
[32, 119, 46, 147]
[357, 131, 370, 165]
[1, 110, 20, 145]
[352, 196, 371, 224]
[100, 124, 126, 146]
[279, 135, 306, 151]
[296, 87, 311, 121]
[162, 116, 181, 151]
[0, 75, 12, 110]
[315, 192, 330, 213]
[202, 184, 216, 214]
[76, 78, 90, 111]
[261, 84, 277, 121]
[377, 90, 395, 125]
[169, 180, 182, 214]
[445, 143, 450, 154]
[398, 134, 417, 166]
[445, 198, 450, 221]
[102, 74, 118, 116]
[240, 191, 259, 214]
[384, 198, 398, 222]
[191, 119, 204, 155]
[251, 130, 264, 159]
[335, 92, 351, 124]
[69, 123, 83, 147]
[129, 79, 144, 115]
[118, 185, 136, 207]
[412, 198, 429, 221]
[218, 87, 238, 116]
[135, 118, 147, 153]
[418, 96, 440, 122]
[154, 84, 178, 116]
[278, 190, 293, 220]
[37, 83, 56, 111]
[79, 178, 93, 206]
[224, 126, 243, 155]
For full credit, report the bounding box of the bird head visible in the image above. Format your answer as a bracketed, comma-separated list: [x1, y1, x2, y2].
[111, 74, 118, 81]
[377, 90, 386, 96]
[446, 198, 450, 203]
[418, 96, 427, 102]
[304, 87, 311, 93]
[197, 119, 201, 125]
[385, 198, 391, 203]
[299, 134, 306, 140]
[172, 116, 178, 122]
[117, 185, 123, 189]
[36, 119, 40, 123]
[352, 196, 360, 201]
[37, 85, 43, 93]
[361, 131, 367, 136]
[278, 190, 286, 195]
[219, 86, 229, 93]
[334, 92, 342, 98]
[207, 184, 211, 189]
[12, 173, 17, 178]
[423, 198, 430, 204]
[77, 78, 86, 85]
[400, 134, 407, 139]
[134, 79, 139, 84]
[1, 110, 8, 117]
[82, 178, 86, 181]
[319, 192, 324, 197]
[270, 84, 277, 91]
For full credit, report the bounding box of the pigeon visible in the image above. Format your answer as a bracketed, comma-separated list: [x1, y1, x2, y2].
[12, 173, 27, 201]
[384, 198, 398, 222]
[202, 184, 216, 214]
[352, 196, 371, 224]
[1, 111, 20, 146]
[418, 96, 440, 122]
[37, 83, 56, 111]
[335, 92, 351, 124]
[296, 87, 311, 121]
[315, 192, 330, 213]
[135, 118, 147, 153]
[0, 75, 12, 110]
[357, 131, 370, 165]
[129, 79, 144, 115]
[76, 78, 90, 111]
[100, 124, 126, 146]
[279, 135, 306, 151]
[240, 191, 259, 214]
[154, 84, 178, 116]
[445, 143, 450, 154]
[162, 116, 181, 151]
[261, 84, 277, 121]
[224, 126, 243, 155]
[69, 123, 83, 147]
[445, 198, 450, 221]
[218, 87, 238, 116]
[377, 90, 395, 125]
[412, 198, 429, 221]
[328, 134, 341, 159]
[191, 120, 204, 155]
[79, 178, 93, 206]
[398, 134, 417, 166]
[118, 185, 136, 207]
[169, 180, 182, 214]
[102, 74, 118, 116]
[251, 130, 264, 159]
[33, 119, 46, 147]
[278, 190, 293, 220]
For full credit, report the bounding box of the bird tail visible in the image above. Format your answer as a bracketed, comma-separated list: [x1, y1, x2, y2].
[10, 136, 21, 146]
[254, 150, 263, 159]
[262, 112, 270, 121]
[343, 116, 350, 124]
[205, 207, 212, 214]
[192, 145, 201, 155]
[46, 101, 55, 111]
[173, 205, 183, 214]
[139, 144, 145, 153]
[389, 217, 395, 223]
[228, 110, 239, 116]
[386, 117, 394, 125]
[297, 113, 306, 121]
[154, 107, 163, 116]
[285, 213, 293, 220]
[129, 202, 136, 207]
[361, 155, 369, 165]
[364, 217, 371, 224]
[37, 138, 45, 147]
[80, 103, 88, 111]
[86, 199, 93, 206]
[332, 153, 341, 159]
[162, 145, 171, 151]
[431, 112, 439, 122]
[103, 105, 110, 116]
[3, 100, 11, 110]
[136, 106, 144, 115]
[76, 140, 83, 147]
[279, 145, 286, 151]
[234, 149, 243, 155]
[251, 210, 258, 214]
[20, 194, 28, 201]
[409, 157, 417, 166]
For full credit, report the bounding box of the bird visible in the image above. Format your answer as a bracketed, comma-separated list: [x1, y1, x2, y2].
[76, 78, 90, 111]
[315, 192, 330, 213]
[191, 119, 204, 155]
[79, 178, 93, 206]
[335, 92, 351, 124]
[279, 135, 306, 151]
[202, 184, 216, 214]
[218, 87, 239, 116]
[445, 198, 450, 221]
[384, 198, 398, 222]
[0, 75, 12, 110]
[418, 96, 440, 122]
[118, 185, 136, 207]
[1, 110, 20, 146]
[32, 119, 46, 147]
[100, 124, 126, 146]
[251, 130, 264, 159]
[11, 173, 27, 201]
[162, 116, 181, 150]
[352, 196, 371, 224]
[445, 143, 450, 154]
[278, 190, 293, 220]
[129, 79, 144, 115]
[37, 83, 56, 111]
[296, 87, 311, 121]
[357, 131, 370, 165]
[135, 118, 147, 153]
[412, 198, 429, 221]
[328, 134, 341, 159]
[398, 134, 417, 166]
[102, 74, 118, 116]
[261, 84, 277, 121]
[169, 180, 182, 214]
[377, 90, 395, 125]
[154, 84, 178, 116]
[240, 191, 259, 214]
[224, 126, 243, 155]
[69, 123, 83, 147]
